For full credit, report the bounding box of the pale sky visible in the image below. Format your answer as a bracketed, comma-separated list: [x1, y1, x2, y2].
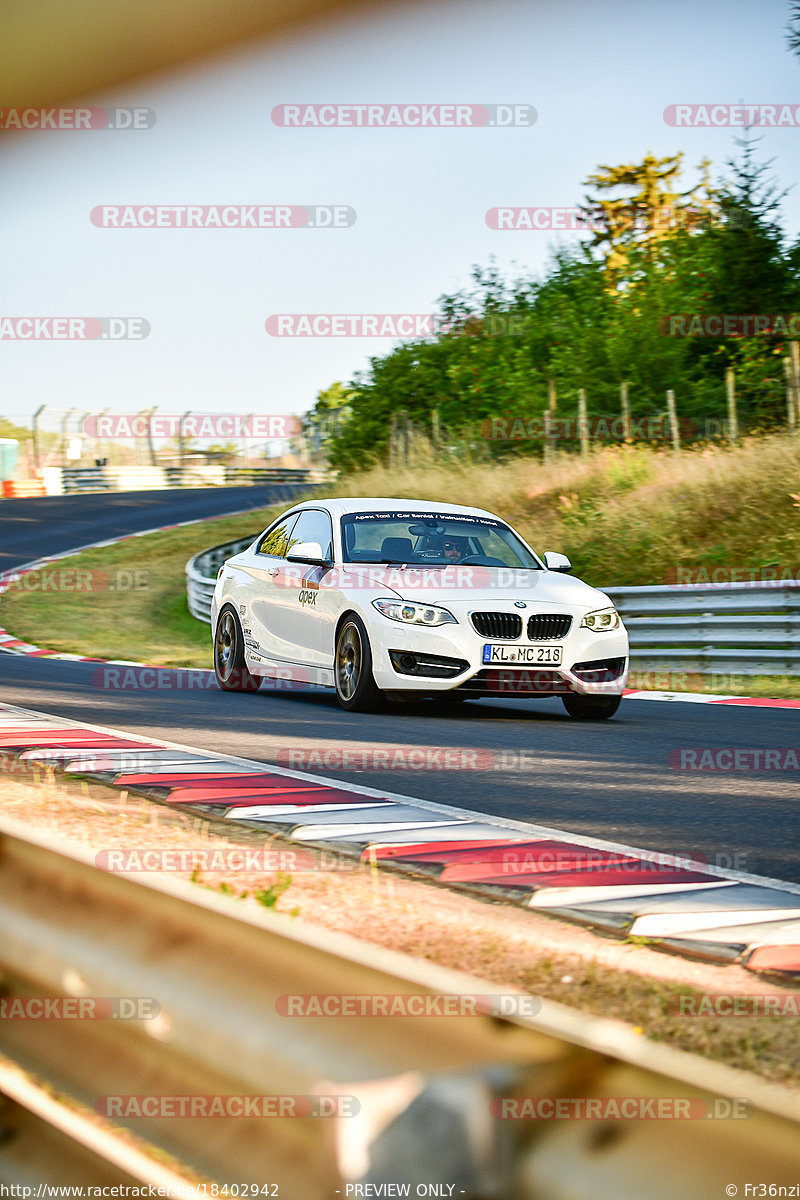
[2, 0, 798, 431]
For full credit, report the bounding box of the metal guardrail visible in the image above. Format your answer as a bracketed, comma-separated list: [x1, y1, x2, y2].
[187, 534, 258, 620]
[2, 810, 800, 1195]
[186, 539, 800, 675]
[62, 465, 110, 492]
[606, 581, 800, 675]
[60, 465, 328, 495]
[224, 466, 326, 485]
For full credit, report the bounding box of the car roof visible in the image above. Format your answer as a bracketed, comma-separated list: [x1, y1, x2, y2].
[287, 497, 502, 520]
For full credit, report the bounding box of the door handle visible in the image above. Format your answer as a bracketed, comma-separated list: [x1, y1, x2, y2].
[267, 567, 279, 577]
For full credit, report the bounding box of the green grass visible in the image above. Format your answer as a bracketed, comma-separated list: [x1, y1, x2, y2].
[1, 505, 291, 667]
[2, 431, 799, 693]
[627, 672, 800, 699]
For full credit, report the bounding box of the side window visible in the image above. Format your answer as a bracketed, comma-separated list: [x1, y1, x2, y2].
[256, 513, 299, 558]
[289, 509, 333, 560]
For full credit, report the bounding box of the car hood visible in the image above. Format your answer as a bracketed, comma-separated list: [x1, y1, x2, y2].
[366, 566, 612, 611]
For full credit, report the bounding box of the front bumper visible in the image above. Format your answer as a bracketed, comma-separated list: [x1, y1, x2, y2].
[369, 605, 629, 696]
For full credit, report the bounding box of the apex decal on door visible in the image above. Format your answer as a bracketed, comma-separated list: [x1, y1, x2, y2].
[298, 589, 317, 606]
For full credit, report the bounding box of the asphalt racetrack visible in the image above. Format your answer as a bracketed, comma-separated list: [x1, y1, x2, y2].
[0, 489, 798, 884]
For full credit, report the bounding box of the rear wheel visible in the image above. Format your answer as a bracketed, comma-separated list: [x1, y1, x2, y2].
[561, 693, 621, 720]
[334, 615, 383, 712]
[214, 606, 262, 692]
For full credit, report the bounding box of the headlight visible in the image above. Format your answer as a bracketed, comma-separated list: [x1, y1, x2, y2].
[581, 606, 620, 632]
[372, 599, 457, 627]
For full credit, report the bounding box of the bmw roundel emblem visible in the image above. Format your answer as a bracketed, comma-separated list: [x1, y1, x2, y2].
[514, 601, 526, 609]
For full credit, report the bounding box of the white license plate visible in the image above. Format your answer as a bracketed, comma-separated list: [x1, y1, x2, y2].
[482, 643, 563, 666]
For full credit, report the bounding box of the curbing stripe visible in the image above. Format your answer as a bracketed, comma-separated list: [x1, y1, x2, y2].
[2, 699, 800, 978]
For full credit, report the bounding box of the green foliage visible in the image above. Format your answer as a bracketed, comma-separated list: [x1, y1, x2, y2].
[322, 145, 799, 471]
[253, 873, 294, 909]
[0, 417, 31, 441]
[191, 867, 296, 913]
[787, 1, 800, 58]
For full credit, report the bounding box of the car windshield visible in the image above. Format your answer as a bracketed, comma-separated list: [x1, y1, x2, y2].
[340, 511, 541, 568]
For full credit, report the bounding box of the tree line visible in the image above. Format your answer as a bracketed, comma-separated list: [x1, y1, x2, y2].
[308, 138, 800, 470]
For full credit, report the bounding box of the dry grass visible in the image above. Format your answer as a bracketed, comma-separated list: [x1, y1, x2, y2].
[0, 504, 288, 666]
[4, 765, 800, 1091]
[1, 433, 798, 677]
[333, 433, 800, 585]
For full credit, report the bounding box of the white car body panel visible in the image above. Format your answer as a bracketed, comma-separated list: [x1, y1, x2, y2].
[211, 497, 629, 699]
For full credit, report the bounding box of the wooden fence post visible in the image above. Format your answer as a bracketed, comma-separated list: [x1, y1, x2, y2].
[666, 390, 680, 453]
[725, 367, 738, 442]
[577, 388, 589, 457]
[544, 379, 557, 463]
[389, 412, 398, 467]
[790, 342, 800, 428]
[784, 359, 797, 432]
[621, 381, 630, 440]
[400, 410, 409, 466]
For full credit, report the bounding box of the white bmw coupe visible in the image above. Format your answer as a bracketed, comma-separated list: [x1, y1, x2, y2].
[211, 497, 628, 718]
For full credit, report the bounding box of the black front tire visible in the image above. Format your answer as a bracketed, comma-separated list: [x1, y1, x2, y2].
[214, 606, 262, 692]
[561, 692, 621, 720]
[334, 615, 384, 712]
